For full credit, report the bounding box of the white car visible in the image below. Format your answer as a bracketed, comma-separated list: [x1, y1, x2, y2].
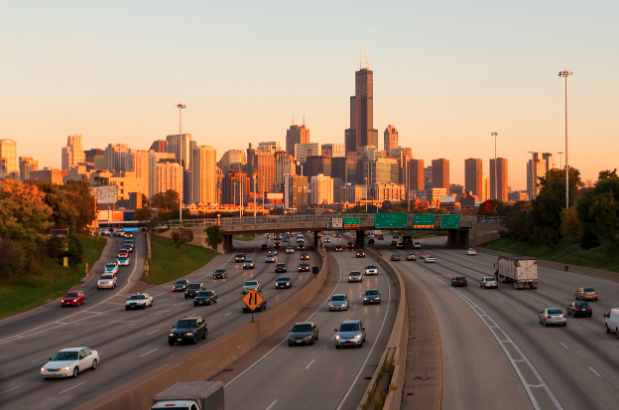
[285, 247, 295, 254]
[480, 277, 498, 289]
[265, 254, 277, 263]
[364, 265, 378, 275]
[125, 293, 154, 310]
[97, 274, 117, 289]
[424, 256, 436, 263]
[466, 248, 477, 255]
[41, 347, 99, 379]
[323, 237, 331, 243]
[104, 263, 119, 275]
[116, 257, 130, 266]
[604, 308, 619, 335]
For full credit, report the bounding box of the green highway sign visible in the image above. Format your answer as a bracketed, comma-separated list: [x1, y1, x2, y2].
[374, 213, 407, 229]
[411, 230, 416, 234]
[343, 217, 360, 228]
[413, 214, 434, 228]
[441, 215, 460, 229]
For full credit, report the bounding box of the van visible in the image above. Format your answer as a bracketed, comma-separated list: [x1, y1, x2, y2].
[603, 309, 619, 336]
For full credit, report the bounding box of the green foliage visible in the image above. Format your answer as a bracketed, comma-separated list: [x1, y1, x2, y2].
[205, 225, 224, 249]
[47, 236, 64, 259]
[577, 169, 619, 247]
[37, 180, 96, 233]
[171, 227, 194, 248]
[134, 207, 153, 221]
[560, 206, 581, 239]
[65, 234, 83, 266]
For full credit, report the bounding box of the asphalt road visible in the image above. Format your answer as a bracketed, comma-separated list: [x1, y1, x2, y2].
[216, 234, 397, 410]
[376, 235, 619, 410]
[0, 233, 321, 410]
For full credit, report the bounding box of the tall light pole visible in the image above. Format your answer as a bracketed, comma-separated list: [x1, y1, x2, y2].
[491, 132, 498, 201]
[253, 173, 257, 221]
[406, 159, 410, 211]
[557, 151, 564, 170]
[177, 103, 186, 224]
[558, 70, 573, 209]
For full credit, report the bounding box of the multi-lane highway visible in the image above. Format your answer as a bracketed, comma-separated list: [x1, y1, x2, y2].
[0, 233, 321, 410]
[377, 235, 619, 410]
[215, 234, 397, 410]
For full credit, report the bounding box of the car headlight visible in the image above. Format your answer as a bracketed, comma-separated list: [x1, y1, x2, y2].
[304, 335, 313, 340]
[41, 367, 47, 371]
[356, 333, 362, 339]
[329, 304, 334, 307]
[169, 333, 174, 336]
[186, 332, 193, 336]
[61, 366, 71, 371]
[364, 298, 368, 300]
[376, 297, 380, 300]
[335, 335, 340, 340]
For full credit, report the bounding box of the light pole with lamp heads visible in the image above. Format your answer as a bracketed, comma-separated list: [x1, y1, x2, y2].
[558, 70, 573, 209]
[176, 103, 186, 224]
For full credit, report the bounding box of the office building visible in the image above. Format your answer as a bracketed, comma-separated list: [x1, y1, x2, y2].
[166, 134, 193, 169]
[190, 145, 217, 205]
[183, 169, 193, 206]
[424, 166, 433, 188]
[407, 159, 425, 193]
[305, 155, 331, 178]
[274, 151, 296, 192]
[464, 158, 483, 198]
[344, 57, 378, 154]
[29, 168, 67, 185]
[90, 171, 144, 201]
[508, 190, 529, 202]
[130, 149, 150, 197]
[84, 148, 105, 170]
[105, 143, 132, 172]
[432, 159, 449, 189]
[332, 157, 348, 183]
[322, 144, 345, 158]
[149, 140, 166, 153]
[450, 184, 464, 196]
[384, 125, 398, 153]
[390, 147, 412, 185]
[284, 174, 309, 210]
[490, 157, 508, 202]
[526, 152, 553, 200]
[148, 152, 176, 199]
[340, 183, 364, 204]
[218, 149, 246, 174]
[246, 143, 275, 195]
[411, 188, 448, 203]
[286, 123, 310, 156]
[0, 139, 18, 173]
[332, 177, 344, 203]
[258, 141, 281, 154]
[19, 157, 38, 181]
[222, 169, 250, 205]
[482, 176, 490, 201]
[346, 152, 359, 184]
[61, 134, 85, 170]
[156, 162, 183, 199]
[371, 183, 405, 202]
[309, 174, 333, 205]
[294, 143, 321, 164]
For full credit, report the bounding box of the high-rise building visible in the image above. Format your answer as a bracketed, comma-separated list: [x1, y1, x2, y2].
[384, 125, 398, 153]
[490, 157, 508, 202]
[104, 144, 132, 172]
[371, 183, 405, 202]
[346, 152, 358, 184]
[432, 159, 449, 189]
[332, 157, 348, 183]
[0, 139, 18, 173]
[424, 166, 433, 188]
[218, 149, 246, 174]
[542, 153, 554, 173]
[84, 148, 104, 166]
[284, 174, 309, 210]
[407, 159, 425, 195]
[19, 157, 38, 181]
[294, 143, 321, 164]
[340, 183, 364, 204]
[305, 155, 331, 178]
[527, 152, 553, 200]
[310, 174, 333, 205]
[482, 176, 490, 201]
[165, 134, 193, 169]
[344, 57, 378, 154]
[286, 123, 310, 156]
[258, 141, 281, 154]
[149, 140, 167, 153]
[274, 151, 295, 192]
[61, 134, 85, 170]
[183, 169, 193, 206]
[322, 144, 345, 158]
[464, 158, 483, 197]
[130, 149, 150, 197]
[246, 143, 275, 195]
[222, 169, 250, 205]
[191, 145, 217, 205]
[156, 161, 183, 198]
[148, 152, 176, 199]
[389, 147, 412, 185]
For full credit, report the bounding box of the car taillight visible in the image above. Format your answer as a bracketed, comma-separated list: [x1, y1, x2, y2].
[546, 316, 551, 319]
[588, 308, 592, 311]
[575, 308, 579, 311]
[595, 292, 598, 295]
[563, 315, 566, 318]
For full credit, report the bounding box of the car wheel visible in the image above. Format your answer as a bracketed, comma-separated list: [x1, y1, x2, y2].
[606, 324, 610, 333]
[125, 307, 129, 311]
[91, 359, 97, 370]
[544, 322, 548, 327]
[616, 329, 619, 340]
[169, 340, 175, 346]
[595, 298, 598, 301]
[185, 296, 188, 299]
[359, 342, 363, 348]
[336, 345, 340, 349]
[202, 330, 207, 339]
[288, 342, 292, 346]
[72, 367, 79, 378]
[151, 301, 154, 307]
[192, 336, 198, 345]
[563, 323, 566, 326]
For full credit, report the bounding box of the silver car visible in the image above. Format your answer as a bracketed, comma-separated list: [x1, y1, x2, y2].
[348, 271, 362, 283]
[539, 308, 567, 327]
[480, 277, 498, 289]
[265, 254, 277, 263]
[328, 294, 349, 311]
[97, 274, 117, 289]
[364, 265, 378, 275]
[335, 320, 366, 349]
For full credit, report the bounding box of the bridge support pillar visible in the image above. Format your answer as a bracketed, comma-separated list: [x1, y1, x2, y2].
[218, 234, 234, 254]
[446, 229, 470, 249]
[355, 229, 365, 249]
[314, 231, 320, 248]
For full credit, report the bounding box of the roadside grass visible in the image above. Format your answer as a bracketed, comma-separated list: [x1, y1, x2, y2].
[0, 235, 107, 319]
[233, 234, 255, 241]
[140, 236, 216, 285]
[410, 230, 448, 239]
[482, 238, 619, 273]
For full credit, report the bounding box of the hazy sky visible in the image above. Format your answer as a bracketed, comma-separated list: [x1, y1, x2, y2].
[2, 0, 618, 189]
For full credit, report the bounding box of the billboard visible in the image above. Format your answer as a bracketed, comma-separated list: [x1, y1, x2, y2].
[343, 217, 360, 228]
[375, 213, 407, 229]
[441, 215, 460, 229]
[331, 218, 343, 229]
[92, 185, 119, 205]
[413, 214, 434, 228]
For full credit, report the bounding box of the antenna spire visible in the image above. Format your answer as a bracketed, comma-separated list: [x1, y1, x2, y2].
[366, 42, 369, 69]
[303, 114, 305, 126]
[359, 44, 362, 70]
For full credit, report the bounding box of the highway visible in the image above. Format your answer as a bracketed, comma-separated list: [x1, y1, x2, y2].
[215, 234, 397, 410]
[0, 233, 321, 410]
[376, 235, 619, 410]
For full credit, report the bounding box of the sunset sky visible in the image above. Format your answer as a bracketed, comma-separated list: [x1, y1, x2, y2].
[1, 0, 617, 189]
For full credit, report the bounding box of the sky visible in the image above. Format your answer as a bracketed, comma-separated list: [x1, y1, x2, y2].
[1, 0, 618, 190]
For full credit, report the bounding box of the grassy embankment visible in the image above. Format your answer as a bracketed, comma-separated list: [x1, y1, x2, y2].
[409, 230, 448, 239]
[140, 236, 216, 285]
[232, 234, 255, 241]
[0, 235, 107, 319]
[482, 238, 619, 273]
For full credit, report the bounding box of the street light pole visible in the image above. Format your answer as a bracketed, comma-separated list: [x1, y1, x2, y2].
[406, 159, 410, 211]
[177, 103, 186, 224]
[491, 132, 498, 201]
[253, 173, 257, 221]
[559, 70, 573, 209]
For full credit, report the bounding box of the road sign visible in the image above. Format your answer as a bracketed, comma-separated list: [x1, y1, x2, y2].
[343, 217, 360, 228]
[375, 213, 407, 229]
[413, 214, 434, 228]
[411, 230, 416, 234]
[242, 289, 265, 312]
[441, 215, 460, 229]
[331, 218, 343, 229]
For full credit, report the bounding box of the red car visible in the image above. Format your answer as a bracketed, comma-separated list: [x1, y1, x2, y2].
[61, 291, 85, 307]
[451, 276, 468, 287]
[117, 250, 129, 258]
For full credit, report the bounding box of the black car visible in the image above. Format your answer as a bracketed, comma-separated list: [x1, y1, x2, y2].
[184, 283, 206, 298]
[288, 322, 319, 346]
[275, 277, 292, 289]
[172, 279, 189, 292]
[335, 245, 343, 252]
[298, 263, 310, 272]
[567, 301, 592, 317]
[390, 241, 398, 246]
[368, 239, 375, 245]
[356, 249, 365, 258]
[168, 316, 207, 345]
[194, 290, 217, 306]
[213, 269, 228, 279]
[363, 289, 381, 305]
[297, 243, 306, 250]
[346, 242, 354, 249]
[333, 233, 341, 238]
[235, 253, 246, 262]
[274, 242, 281, 248]
[300, 253, 310, 260]
[275, 263, 287, 273]
[261, 244, 268, 250]
[243, 299, 266, 313]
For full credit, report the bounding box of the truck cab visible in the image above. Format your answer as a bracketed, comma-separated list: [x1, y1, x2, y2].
[152, 400, 200, 409]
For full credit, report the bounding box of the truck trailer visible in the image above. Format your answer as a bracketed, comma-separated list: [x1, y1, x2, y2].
[152, 381, 224, 410]
[494, 255, 538, 289]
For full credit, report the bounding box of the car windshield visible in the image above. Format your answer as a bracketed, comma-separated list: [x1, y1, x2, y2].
[236, 254, 244, 257]
[101, 275, 113, 279]
[547, 309, 563, 315]
[214, 270, 225, 274]
[175, 280, 189, 284]
[65, 292, 78, 298]
[176, 319, 197, 328]
[349, 272, 360, 276]
[365, 290, 379, 295]
[332, 295, 346, 301]
[455, 277, 466, 280]
[245, 260, 253, 263]
[106, 264, 115, 267]
[583, 288, 595, 292]
[339, 323, 361, 332]
[187, 284, 201, 289]
[277, 277, 290, 282]
[276, 264, 286, 267]
[291, 324, 312, 332]
[366, 265, 376, 269]
[51, 351, 78, 361]
[130, 295, 145, 300]
[197, 291, 213, 297]
[245, 281, 258, 286]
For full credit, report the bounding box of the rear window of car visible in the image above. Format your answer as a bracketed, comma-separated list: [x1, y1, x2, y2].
[576, 302, 589, 307]
[245, 281, 258, 286]
[292, 324, 312, 332]
[455, 277, 466, 280]
[485, 277, 496, 281]
[583, 288, 595, 292]
[187, 284, 202, 289]
[349, 271, 361, 276]
[548, 309, 563, 315]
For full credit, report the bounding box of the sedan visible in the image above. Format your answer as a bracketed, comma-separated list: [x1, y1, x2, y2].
[125, 293, 153, 309]
[117, 250, 129, 258]
[265, 254, 277, 263]
[480, 277, 497, 289]
[300, 253, 310, 260]
[173, 279, 190, 291]
[104, 263, 119, 275]
[406, 253, 417, 261]
[364, 265, 378, 275]
[333, 233, 341, 238]
[243, 299, 267, 313]
[194, 290, 217, 306]
[288, 322, 319, 346]
[419, 252, 429, 259]
[346, 242, 354, 249]
[539, 308, 567, 327]
[41, 347, 99, 379]
[275, 263, 288, 273]
[116, 257, 130, 266]
[328, 294, 349, 311]
[323, 237, 331, 243]
[269, 248, 278, 255]
[575, 288, 598, 301]
[235, 253, 246, 262]
[212, 269, 228, 279]
[424, 256, 436, 263]
[348, 271, 362, 283]
[297, 243, 306, 250]
[184, 283, 206, 298]
[335, 320, 366, 349]
[466, 248, 477, 255]
[451, 276, 467, 287]
[298, 263, 310, 272]
[168, 316, 207, 345]
[274, 242, 281, 248]
[97, 274, 117, 289]
[61, 291, 85, 307]
[243, 260, 255, 269]
[567, 301, 592, 317]
[242, 280, 261, 294]
[356, 249, 366, 258]
[391, 254, 401, 261]
[261, 244, 268, 250]
[334, 245, 343, 252]
[275, 277, 292, 289]
[363, 289, 381, 305]
[286, 247, 295, 254]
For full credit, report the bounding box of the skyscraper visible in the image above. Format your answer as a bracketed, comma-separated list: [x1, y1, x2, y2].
[407, 159, 425, 191]
[19, 157, 38, 181]
[384, 125, 398, 153]
[218, 149, 246, 174]
[332, 157, 348, 183]
[294, 143, 321, 164]
[490, 158, 508, 202]
[148, 152, 176, 199]
[191, 145, 217, 205]
[156, 161, 183, 198]
[274, 151, 296, 192]
[222, 169, 250, 205]
[0, 139, 17, 174]
[286, 123, 310, 156]
[464, 158, 483, 197]
[258, 141, 281, 153]
[284, 174, 309, 210]
[130, 149, 150, 197]
[246, 143, 275, 195]
[61, 134, 85, 170]
[345, 54, 378, 154]
[322, 144, 345, 158]
[309, 174, 334, 205]
[526, 152, 552, 200]
[432, 159, 450, 189]
[104, 144, 131, 172]
[149, 140, 167, 153]
[305, 155, 331, 178]
[165, 134, 192, 169]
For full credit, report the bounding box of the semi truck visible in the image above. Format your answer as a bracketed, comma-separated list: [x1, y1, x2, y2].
[151, 381, 224, 410]
[494, 255, 538, 289]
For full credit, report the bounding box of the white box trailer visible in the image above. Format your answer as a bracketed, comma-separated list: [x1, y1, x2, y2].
[152, 381, 224, 410]
[494, 256, 538, 289]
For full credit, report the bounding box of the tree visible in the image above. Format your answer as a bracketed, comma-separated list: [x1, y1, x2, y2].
[560, 206, 581, 239]
[205, 225, 224, 249]
[150, 190, 179, 213]
[134, 207, 153, 222]
[171, 227, 194, 248]
[65, 234, 83, 266]
[37, 180, 96, 233]
[577, 169, 619, 247]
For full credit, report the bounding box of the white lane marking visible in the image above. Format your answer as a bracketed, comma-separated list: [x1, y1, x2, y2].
[59, 381, 87, 394]
[55, 321, 68, 325]
[607, 341, 617, 347]
[0, 385, 21, 395]
[265, 399, 278, 410]
[147, 329, 160, 336]
[305, 359, 315, 369]
[354, 304, 357, 309]
[590, 367, 601, 377]
[560, 342, 569, 350]
[225, 312, 232, 316]
[140, 348, 158, 358]
[105, 331, 119, 337]
[30, 354, 51, 363]
[516, 309, 521, 313]
[330, 334, 336, 341]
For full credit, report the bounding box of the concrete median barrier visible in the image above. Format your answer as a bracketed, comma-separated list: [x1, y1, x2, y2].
[74, 247, 328, 410]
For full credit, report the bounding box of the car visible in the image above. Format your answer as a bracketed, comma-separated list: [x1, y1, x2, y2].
[98, 229, 111, 235]
[363, 289, 381, 305]
[261, 244, 268, 250]
[104, 263, 119, 274]
[368, 238, 375, 245]
[377, 234, 384, 240]
[603, 309, 619, 336]
[365, 265, 378, 275]
[265, 254, 277, 263]
[193, 290, 217, 306]
[185, 283, 206, 298]
[348, 271, 362, 283]
[328, 294, 349, 311]
[466, 248, 477, 255]
[275, 277, 292, 289]
[235, 253, 246, 262]
[243, 259, 255, 269]
[265, 234, 271, 239]
[419, 252, 429, 259]
[113, 230, 125, 237]
[395, 243, 404, 249]
[212, 269, 228, 279]
[275, 263, 288, 273]
[168, 316, 207, 345]
[346, 242, 354, 249]
[335, 320, 366, 349]
[333, 233, 341, 238]
[298, 263, 310, 272]
[424, 256, 436, 263]
[575, 288, 598, 301]
[269, 248, 278, 255]
[116, 256, 130, 266]
[539, 308, 567, 327]
[124, 244, 134, 253]
[391, 254, 401, 261]
[97, 274, 117, 289]
[124, 239, 134, 246]
[288, 322, 319, 346]
[334, 245, 343, 252]
[286, 247, 295, 254]
[40, 347, 99, 379]
[173, 279, 190, 291]
[390, 241, 398, 246]
[356, 249, 366, 258]
[393, 235, 399, 239]
[125, 293, 153, 310]
[61, 291, 85, 307]
[323, 237, 331, 243]
[242, 280, 262, 294]
[567, 301, 592, 317]
[451, 276, 467, 287]
[406, 253, 416, 261]
[243, 298, 267, 313]
[117, 250, 129, 258]
[297, 237, 305, 243]
[125, 232, 134, 238]
[297, 243, 306, 250]
[282, 237, 289, 242]
[300, 253, 310, 260]
[480, 277, 498, 289]
[413, 242, 421, 249]
[274, 242, 281, 248]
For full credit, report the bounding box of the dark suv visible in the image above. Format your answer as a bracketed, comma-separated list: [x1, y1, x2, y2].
[172, 279, 189, 292]
[184, 283, 205, 298]
[275, 263, 287, 273]
[168, 316, 207, 345]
